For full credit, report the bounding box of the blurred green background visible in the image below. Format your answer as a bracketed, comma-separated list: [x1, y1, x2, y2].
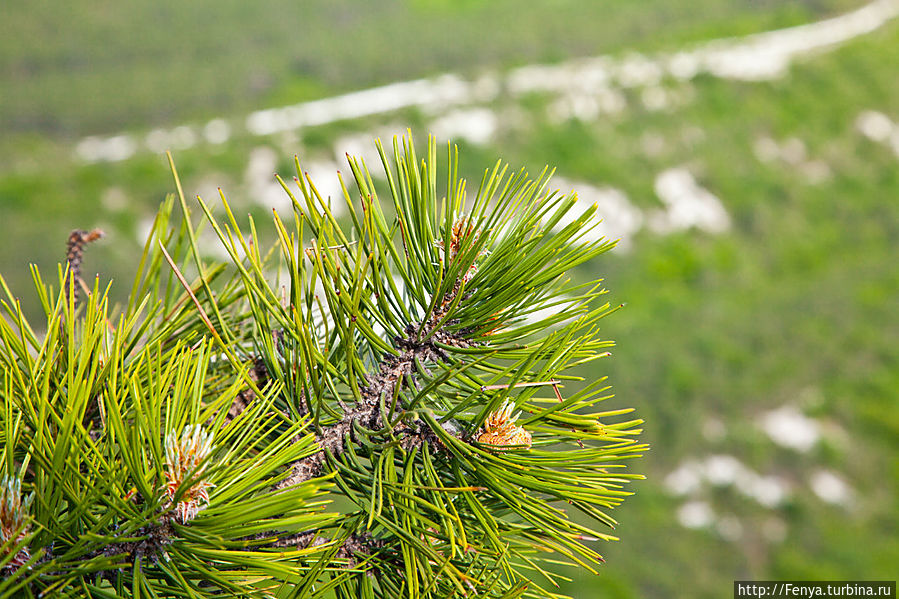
[1, 1, 897, 596]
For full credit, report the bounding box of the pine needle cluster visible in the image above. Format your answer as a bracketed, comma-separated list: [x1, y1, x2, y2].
[0, 133, 646, 598]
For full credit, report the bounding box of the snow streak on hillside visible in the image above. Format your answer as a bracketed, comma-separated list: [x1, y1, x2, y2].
[76, 0, 899, 164]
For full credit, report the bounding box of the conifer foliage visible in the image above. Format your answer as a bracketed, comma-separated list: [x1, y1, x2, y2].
[0, 134, 646, 598]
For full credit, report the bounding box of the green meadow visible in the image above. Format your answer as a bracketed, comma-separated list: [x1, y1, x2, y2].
[1, 1, 896, 596]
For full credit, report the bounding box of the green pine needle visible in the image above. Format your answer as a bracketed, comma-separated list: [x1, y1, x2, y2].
[0, 132, 644, 598]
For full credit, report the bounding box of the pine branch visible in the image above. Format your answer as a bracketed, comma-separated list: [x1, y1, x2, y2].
[1, 133, 645, 598]
[280, 262, 477, 487]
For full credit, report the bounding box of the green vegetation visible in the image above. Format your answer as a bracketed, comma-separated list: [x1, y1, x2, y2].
[2, 138, 645, 596]
[1, 1, 897, 597]
[0, 0, 858, 139]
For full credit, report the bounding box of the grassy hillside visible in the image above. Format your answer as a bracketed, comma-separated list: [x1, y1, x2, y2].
[0, 0, 859, 139]
[1, 2, 897, 597]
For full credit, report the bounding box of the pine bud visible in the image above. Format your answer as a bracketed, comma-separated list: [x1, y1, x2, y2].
[436, 216, 488, 283]
[163, 425, 215, 523]
[477, 400, 533, 451]
[0, 475, 33, 572]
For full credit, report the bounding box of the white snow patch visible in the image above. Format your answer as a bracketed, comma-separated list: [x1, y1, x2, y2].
[753, 136, 831, 183]
[145, 129, 170, 154]
[143, 127, 198, 153]
[799, 160, 831, 184]
[596, 88, 628, 114]
[134, 215, 157, 246]
[191, 173, 230, 207]
[779, 137, 807, 165]
[641, 86, 670, 111]
[301, 161, 347, 216]
[615, 53, 664, 88]
[551, 177, 643, 249]
[471, 72, 502, 103]
[507, 62, 587, 95]
[664, 462, 703, 496]
[753, 136, 782, 163]
[76, 135, 137, 163]
[705, 454, 745, 487]
[169, 126, 197, 150]
[197, 228, 234, 262]
[429, 108, 498, 145]
[334, 133, 386, 172]
[332, 125, 410, 175]
[246, 146, 278, 183]
[667, 52, 702, 81]
[665, 454, 791, 509]
[246, 74, 475, 136]
[759, 404, 820, 453]
[245, 146, 290, 212]
[75, 1, 899, 163]
[547, 93, 600, 122]
[856, 110, 894, 141]
[677, 501, 715, 529]
[649, 167, 731, 234]
[244, 151, 347, 217]
[203, 119, 232, 145]
[697, 0, 899, 81]
[749, 475, 789, 508]
[810, 470, 852, 506]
